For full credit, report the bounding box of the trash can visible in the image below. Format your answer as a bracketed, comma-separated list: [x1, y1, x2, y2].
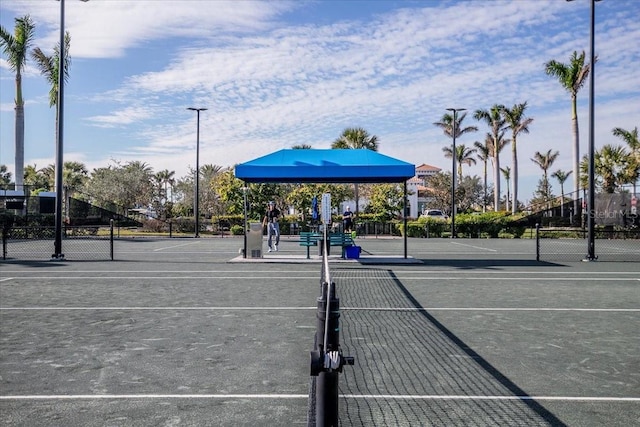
[345, 245, 361, 259]
[246, 222, 264, 258]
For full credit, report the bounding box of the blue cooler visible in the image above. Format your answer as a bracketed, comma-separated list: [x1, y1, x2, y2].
[345, 245, 361, 259]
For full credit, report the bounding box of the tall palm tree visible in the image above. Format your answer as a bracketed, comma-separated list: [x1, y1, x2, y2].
[500, 166, 511, 212]
[545, 51, 594, 213]
[442, 143, 477, 182]
[531, 150, 560, 202]
[31, 29, 73, 218]
[433, 112, 478, 214]
[474, 105, 507, 211]
[31, 31, 71, 142]
[500, 102, 534, 214]
[155, 169, 176, 203]
[433, 112, 478, 141]
[474, 139, 491, 212]
[331, 127, 379, 217]
[612, 126, 639, 195]
[551, 169, 572, 217]
[1, 15, 36, 190]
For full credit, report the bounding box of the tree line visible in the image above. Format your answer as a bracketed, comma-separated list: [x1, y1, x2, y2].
[430, 50, 638, 216]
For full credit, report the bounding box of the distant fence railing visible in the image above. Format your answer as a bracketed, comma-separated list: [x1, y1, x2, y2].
[2, 223, 114, 261]
[535, 225, 640, 262]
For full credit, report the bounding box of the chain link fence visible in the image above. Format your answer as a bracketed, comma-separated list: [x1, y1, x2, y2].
[2, 224, 114, 261]
[535, 225, 640, 262]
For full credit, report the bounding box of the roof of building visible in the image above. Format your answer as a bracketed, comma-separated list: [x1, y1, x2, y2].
[416, 163, 442, 172]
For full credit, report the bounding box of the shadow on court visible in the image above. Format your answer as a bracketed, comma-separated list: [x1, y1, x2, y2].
[419, 259, 566, 269]
[336, 268, 566, 426]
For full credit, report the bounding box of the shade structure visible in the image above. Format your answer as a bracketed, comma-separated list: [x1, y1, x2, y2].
[235, 148, 415, 260]
[234, 149, 415, 183]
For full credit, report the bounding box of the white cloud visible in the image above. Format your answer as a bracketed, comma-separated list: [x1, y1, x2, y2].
[85, 105, 154, 128]
[2, 0, 639, 204]
[2, 0, 298, 58]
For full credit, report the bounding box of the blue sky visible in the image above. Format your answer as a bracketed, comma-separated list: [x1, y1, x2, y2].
[1, 0, 639, 204]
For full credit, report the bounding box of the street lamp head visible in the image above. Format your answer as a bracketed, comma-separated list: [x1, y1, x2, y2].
[446, 108, 466, 113]
[187, 107, 208, 112]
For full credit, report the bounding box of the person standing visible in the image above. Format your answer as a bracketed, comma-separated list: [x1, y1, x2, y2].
[263, 201, 280, 252]
[342, 205, 353, 233]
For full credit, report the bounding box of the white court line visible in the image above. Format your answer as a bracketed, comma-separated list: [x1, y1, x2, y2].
[342, 307, 640, 312]
[2, 269, 639, 275]
[0, 394, 637, 402]
[2, 276, 635, 281]
[343, 395, 640, 402]
[0, 306, 316, 311]
[450, 242, 498, 252]
[0, 277, 13, 282]
[153, 242, 200, 252]
[1, 307, 637, 312]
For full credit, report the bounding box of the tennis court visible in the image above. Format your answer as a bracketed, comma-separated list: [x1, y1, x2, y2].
[1, 237, 638, 426]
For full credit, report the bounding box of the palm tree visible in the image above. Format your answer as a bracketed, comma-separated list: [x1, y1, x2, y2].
[23, 164, 49, 192]
[612, 127, 639, 195]
[433, 111, 478, 141]
[433, 111, 478, 214]
[40, 164, 56, 189]
[545, 51, 594, 213]
[500, 102, 534, 214]
[331, 127, 379, 217]
[0, 164, 12, 186]
[500, 166, 511, 212]
[531, 150, 560, 203]
[292, 144, 312, 149]
[474, 139, 491, 212]
[31, 28, 72, 219]
[551, 170, 572, 217]
[1, 15, 36, 190]
[474, 105, 507, 211]
[31, 31, 71, 142]
[155, 169, 176, 203]
[442, 144, 477, 182]
[585, 145, 631, 194]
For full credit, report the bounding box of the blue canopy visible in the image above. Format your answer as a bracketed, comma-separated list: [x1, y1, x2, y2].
[234, 149, 415, 183]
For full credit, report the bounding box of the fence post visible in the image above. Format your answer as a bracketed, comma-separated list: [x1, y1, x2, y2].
[535, 223, 540, 262]
[169, 221, 173, 238]
[110, 219, 114, 261]
[2, 227, 6, 260]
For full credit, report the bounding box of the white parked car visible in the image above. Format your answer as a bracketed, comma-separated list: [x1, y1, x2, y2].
[421, 209, 448, 220]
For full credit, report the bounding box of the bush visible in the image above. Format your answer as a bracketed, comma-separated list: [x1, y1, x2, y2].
[142, 219, 168, 233]
[230, 224, 244, 235]
[397, 212, 530, 238]
[455, 212, 511, 238]
[397, 217, 448, 237]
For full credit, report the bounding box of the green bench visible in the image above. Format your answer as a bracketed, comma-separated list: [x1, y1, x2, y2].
[299, 232, 354, 259]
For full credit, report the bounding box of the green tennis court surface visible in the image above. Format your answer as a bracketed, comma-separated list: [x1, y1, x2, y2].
[1, 237, 638, 426]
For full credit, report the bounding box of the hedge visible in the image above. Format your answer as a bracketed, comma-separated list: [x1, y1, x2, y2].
[397, 212, 528, 238]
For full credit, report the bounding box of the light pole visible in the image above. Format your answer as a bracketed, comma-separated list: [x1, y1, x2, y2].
[446, 108, 466, 238]
[242, 186, 249, 258]
[187, 108, 207, 238]
[53, 0, 89, 259]
[586, 0, 599, 261]
[568, 0, 600, 261]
